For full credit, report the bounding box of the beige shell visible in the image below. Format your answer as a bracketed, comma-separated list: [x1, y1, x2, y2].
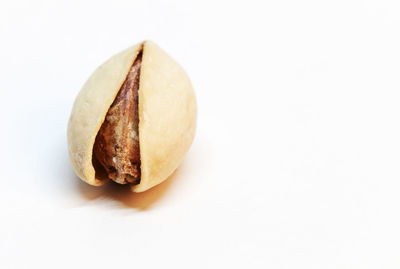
[67, 41, 197, 192]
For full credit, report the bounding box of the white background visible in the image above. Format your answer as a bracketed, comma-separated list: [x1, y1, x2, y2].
[1, 0, 400, 268]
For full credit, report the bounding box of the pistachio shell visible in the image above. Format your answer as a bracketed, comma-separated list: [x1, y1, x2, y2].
[67, 41, 197, 192]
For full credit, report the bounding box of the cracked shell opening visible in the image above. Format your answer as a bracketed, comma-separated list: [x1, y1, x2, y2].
[92, 51, 142, 185]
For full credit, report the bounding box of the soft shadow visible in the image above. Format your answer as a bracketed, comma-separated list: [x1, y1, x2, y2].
[75, 176, 105, 200]
[76, 168, 180, 210]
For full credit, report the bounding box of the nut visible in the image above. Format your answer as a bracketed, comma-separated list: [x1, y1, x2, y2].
[67, 41, 197, 192]
[93, 52, 142, 185]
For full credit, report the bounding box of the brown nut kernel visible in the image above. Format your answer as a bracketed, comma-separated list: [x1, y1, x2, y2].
[93, 53, 142, 185]
[67, 41, 197, 192]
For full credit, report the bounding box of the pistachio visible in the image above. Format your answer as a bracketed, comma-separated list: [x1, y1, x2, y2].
[67, 41, 197, 192]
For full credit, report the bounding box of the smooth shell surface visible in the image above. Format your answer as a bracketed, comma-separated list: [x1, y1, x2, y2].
[67, 41, 197, 192]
